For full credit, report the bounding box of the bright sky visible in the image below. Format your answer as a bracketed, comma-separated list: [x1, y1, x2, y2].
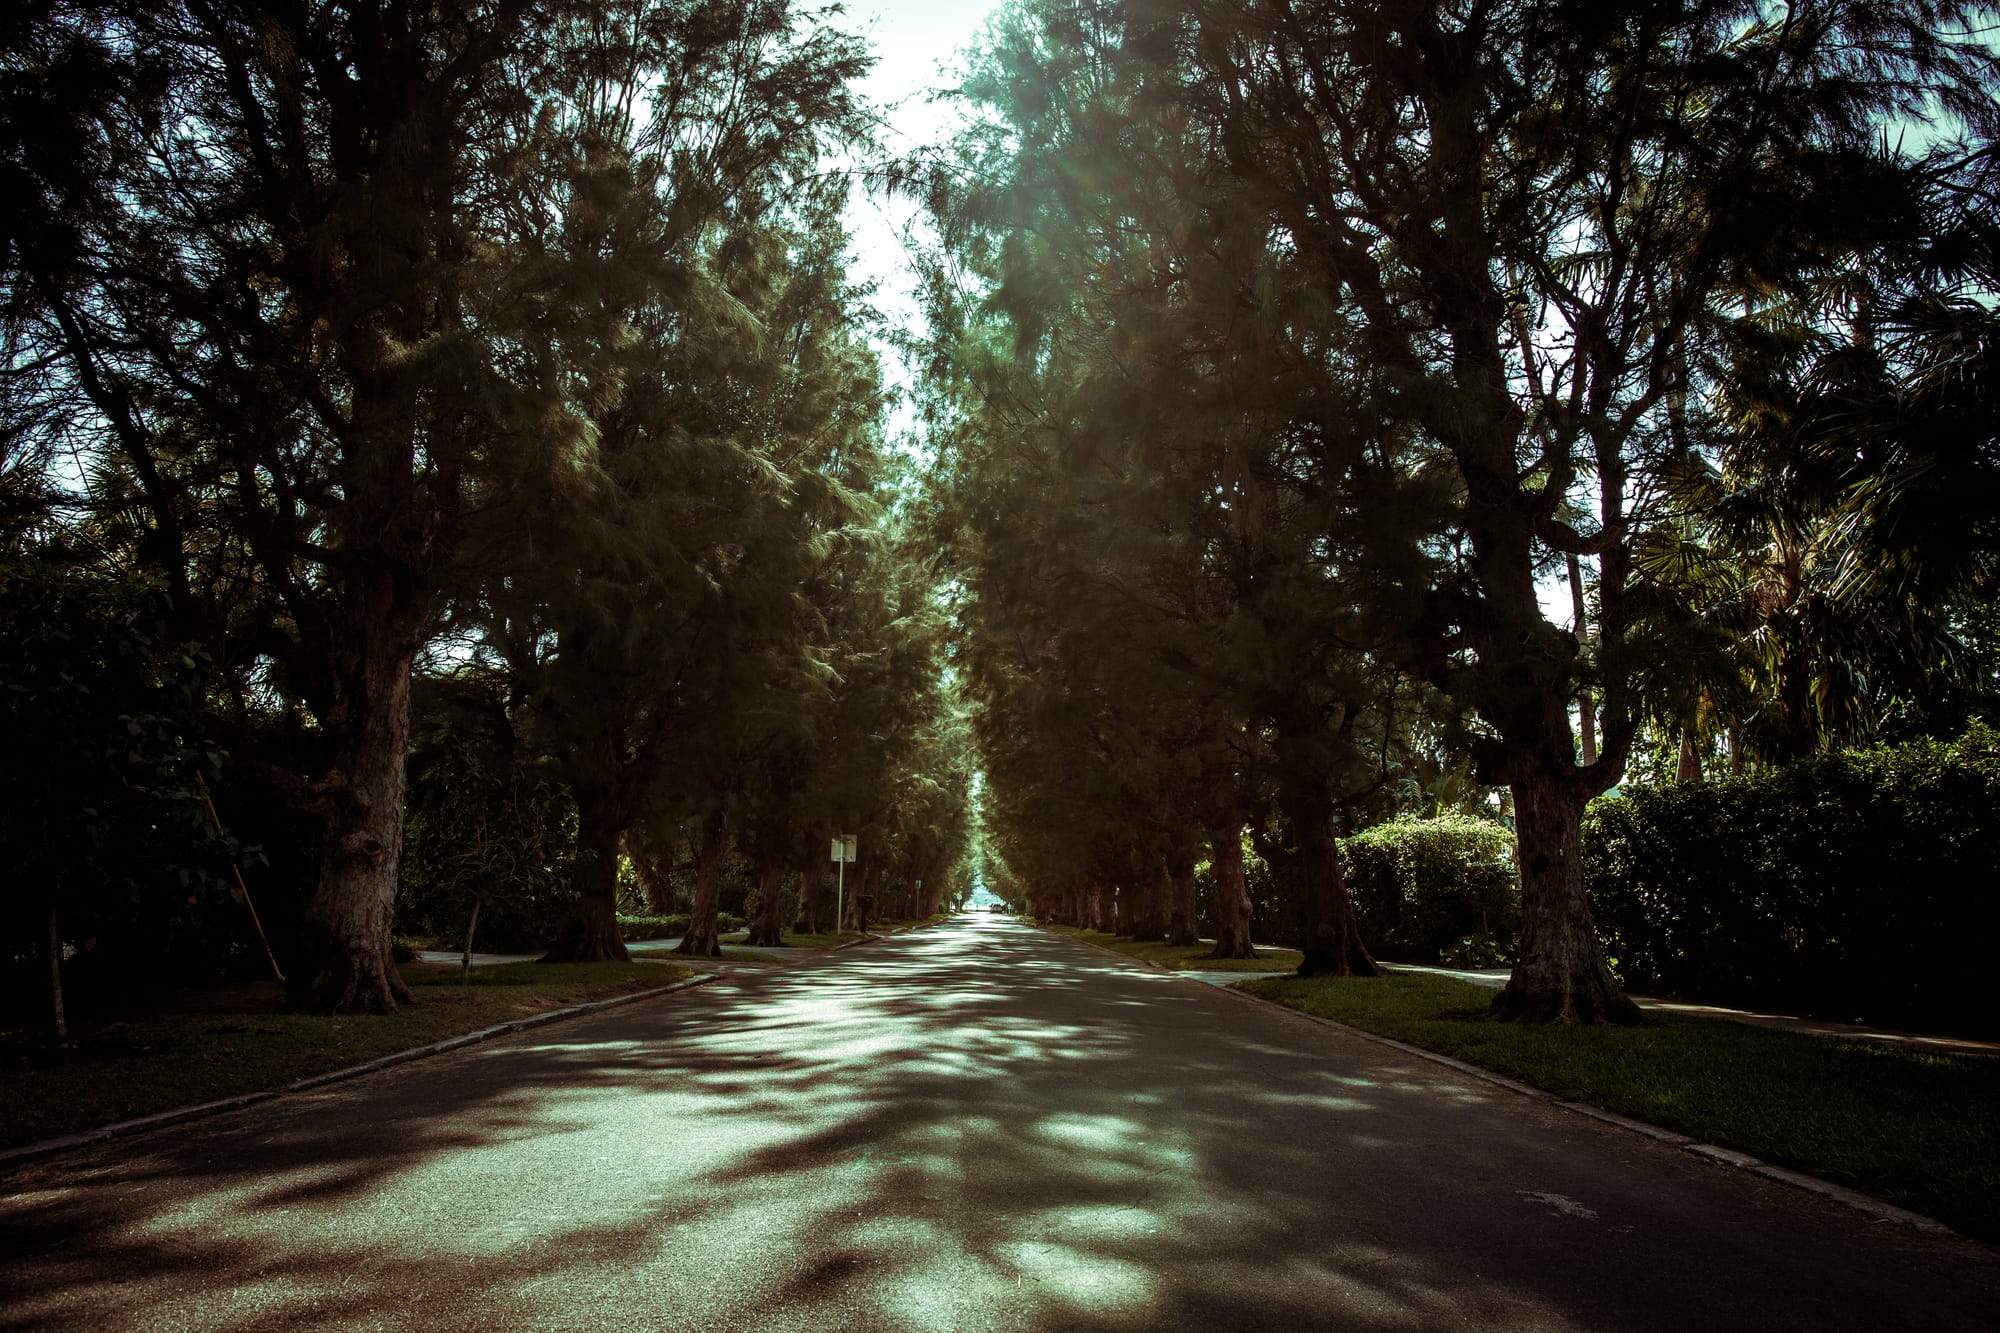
[833, 0, 1006, 432]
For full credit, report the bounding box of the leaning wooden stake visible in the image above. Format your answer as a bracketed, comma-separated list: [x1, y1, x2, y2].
[47, 903, 67, 1040]
[196, 771, 286, 987]
[462, 895, 482, 984]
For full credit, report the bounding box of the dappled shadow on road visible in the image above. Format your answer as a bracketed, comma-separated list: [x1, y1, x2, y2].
[2, 917, 1994, 1331]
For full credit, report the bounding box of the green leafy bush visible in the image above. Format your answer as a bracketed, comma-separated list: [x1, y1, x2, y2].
[615, 913, 743, 942]
[0, 562, 250, 1014]
[1585, 726, 2000, 1036]
[618, 914, 687, 941]
[1242, 848, 1304, 949]
[396, 675, 575, 954]
[1341, 814, 1518, 963]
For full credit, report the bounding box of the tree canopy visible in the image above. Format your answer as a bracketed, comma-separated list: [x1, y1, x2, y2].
[3, 0, 1996, 1028]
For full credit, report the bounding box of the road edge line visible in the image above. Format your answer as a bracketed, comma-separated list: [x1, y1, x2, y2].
[1207, 976, 1962, 1240]
[0, 972, 723, 1174]
[1036, 924, 1962, 1242]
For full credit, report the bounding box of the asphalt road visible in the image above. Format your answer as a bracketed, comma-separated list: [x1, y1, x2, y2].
[3, 915, 1995, 1331]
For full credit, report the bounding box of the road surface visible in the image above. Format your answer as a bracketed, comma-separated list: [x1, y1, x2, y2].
[3, 915, 1995, 1330]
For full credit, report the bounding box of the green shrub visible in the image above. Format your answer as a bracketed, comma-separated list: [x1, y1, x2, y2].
[618, 914, 687, 941]
[1584, 725, 2000, 1037]
[1341, 814, 1518, 963]
[615, 912, 743, 942]
[395, 675, 576, 955]
[1243, 847, 1305, 949]
[0, 562, 250, 1011]
[1439, 933, 1512, 970]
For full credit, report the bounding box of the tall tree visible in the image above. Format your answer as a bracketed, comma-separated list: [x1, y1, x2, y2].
[466, 3, 873, 961]
[2, 0, 601, 1010]
[918, 0, 1417, 972]
[1103, 0, 1993, 1019]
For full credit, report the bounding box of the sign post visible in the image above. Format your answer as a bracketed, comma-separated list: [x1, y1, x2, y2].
[832, 834, 857, 932]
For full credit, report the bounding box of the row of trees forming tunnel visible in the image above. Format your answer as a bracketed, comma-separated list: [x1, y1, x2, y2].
[927, 0, 2000, 1022]
[5, 0, 1998, 1027]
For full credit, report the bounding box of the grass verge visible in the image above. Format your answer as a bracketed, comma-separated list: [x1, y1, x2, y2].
[871, 915, 950, 932]
[0, 959, 695, 1152]
[1047, 925, 1304, 974]
[1236, 972, 2000, 1241]
[713, 930, 868, 950]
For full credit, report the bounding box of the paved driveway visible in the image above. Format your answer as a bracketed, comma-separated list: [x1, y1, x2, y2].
[2, 915, 1994, 1330]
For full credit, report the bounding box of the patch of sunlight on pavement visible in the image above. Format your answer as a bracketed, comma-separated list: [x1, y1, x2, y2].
[911, 1114, 995, 1141]
[1022, 1202, 1167, 1242]
[133, 1172, 322, 1240]
[1249, 1089, 1374, 1113]
[1296, 1240, 1535, 1330]
[993, 1239, 1158, 1310]
[2, 1189, 65, 1206]
[1322, 1072, 1382, 1088]
[851, 1213, 948, 1248]
[1029, 1112, 1148, 1154]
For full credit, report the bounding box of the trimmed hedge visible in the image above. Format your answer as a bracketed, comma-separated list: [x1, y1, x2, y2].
[1584, 726, 2000, 1037]
[616, 913, 743, 942]
[1342, 814, 1519, 966]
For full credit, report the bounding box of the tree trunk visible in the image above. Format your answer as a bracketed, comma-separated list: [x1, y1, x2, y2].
[1270, 765, 1376, 977]
[746, 859, 784, 946]
[1266, 700, 1376, 976]
[1085, 882, 1105, 931]
[1677, 730, 1704, 783]
[624, 826, 674, 914]
[296, 645, 420, 1012]
[547, 789, 632, 962]
[676, 807, 728, 959]
[1109, 885, 1125, 935]
[851, 861, 881, 930]
[1293, 808, 1379, 977]
[1490, 771, 1639, 1024]
[794, 859, 822, 934]
[1568, 551, 1596, 765]
[1166, 853, 1198, 946]
[1206, 825, 1258, 960]
[1127, 868, 1165, 941]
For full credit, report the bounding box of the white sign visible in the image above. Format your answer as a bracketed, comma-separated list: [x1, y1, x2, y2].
[831, 834, 858, 863]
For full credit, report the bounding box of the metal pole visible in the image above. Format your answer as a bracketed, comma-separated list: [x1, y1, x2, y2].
[836, 855, 846, 936]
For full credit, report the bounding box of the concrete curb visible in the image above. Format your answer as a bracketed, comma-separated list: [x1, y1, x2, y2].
[1209, 977, 1962, 1240]
[827, 918, 950, 952]
[0, 973, 723, 1174]
[1041, 926, 1961, 1241]
[1055, 930, 1182, 975]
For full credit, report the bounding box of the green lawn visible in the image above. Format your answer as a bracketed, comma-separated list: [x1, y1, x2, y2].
[1, 959, 695, 1151]
[717, 930, 867, 949]
[871, 915, 951, 932]
[1237, 972, 2000, 1241]
[1047, 925, 1304, 973]
[718, 947, 785, 963]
